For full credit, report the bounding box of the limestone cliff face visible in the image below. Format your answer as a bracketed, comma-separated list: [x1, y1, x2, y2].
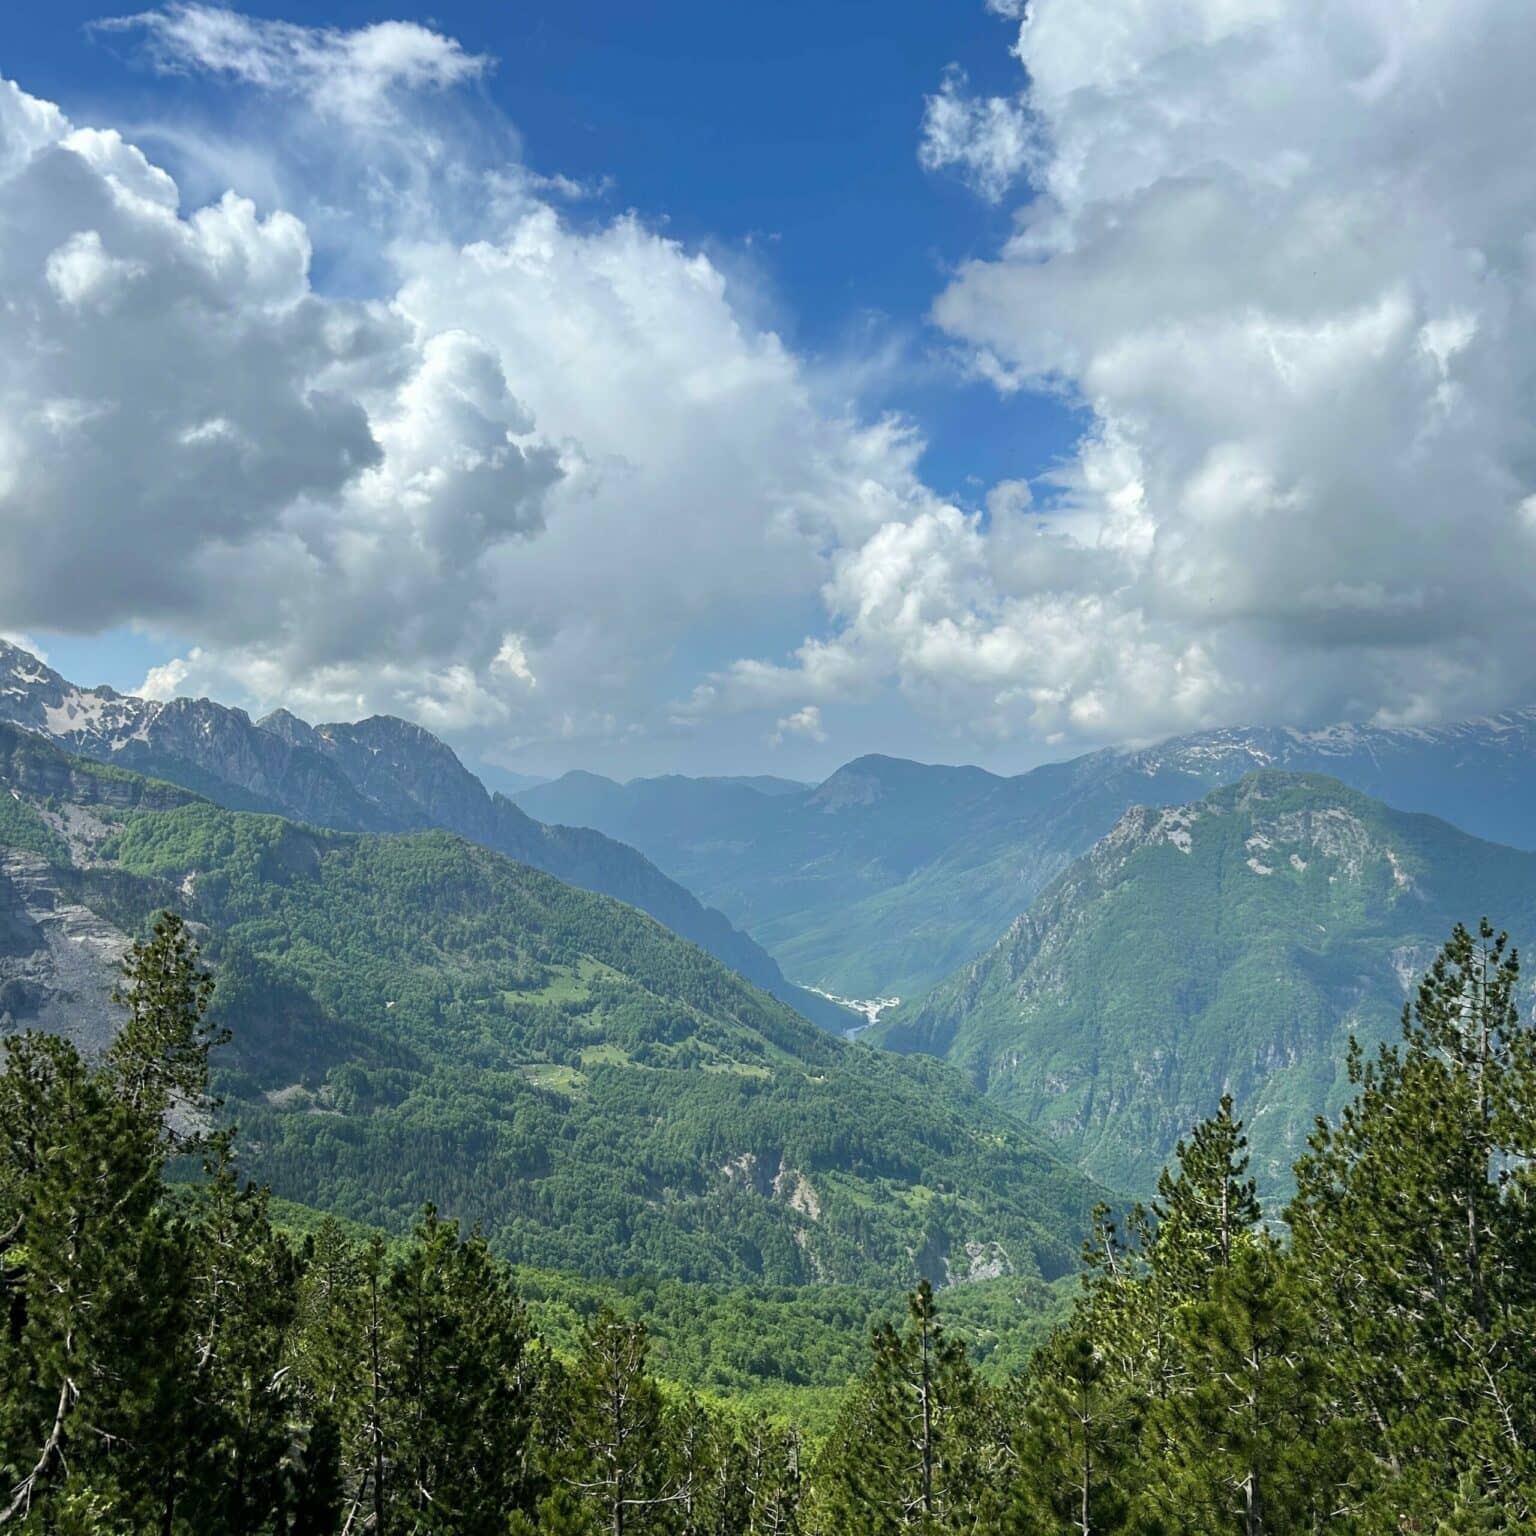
[0, 850, 129, 1057]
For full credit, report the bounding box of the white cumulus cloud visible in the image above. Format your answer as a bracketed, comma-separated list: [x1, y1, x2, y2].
[919, 66, 1033, 202]
[726, 0, 1536, 746]
[138, 651, 197, 700]
[772, 705, 827, 746]
[0, 69, 560, 729]
[0, 11, 945, 767]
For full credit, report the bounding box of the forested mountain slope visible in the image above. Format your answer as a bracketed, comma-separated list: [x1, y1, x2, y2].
[0, 722, 1102, 1287]
[871, 771, 1536, 1197]
[518, 755, 1069, 999]
[0, 640, 849, 1031]
[518, 708, 1536, 1000]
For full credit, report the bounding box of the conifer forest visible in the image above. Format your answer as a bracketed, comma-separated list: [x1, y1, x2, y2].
[4, 912, 1532, 1532]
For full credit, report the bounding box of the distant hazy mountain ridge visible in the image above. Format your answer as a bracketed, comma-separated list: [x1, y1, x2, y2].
[517, 709, 1536, 997]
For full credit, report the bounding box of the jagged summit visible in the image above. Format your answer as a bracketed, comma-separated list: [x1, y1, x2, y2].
[0, 640, 162, 752]
[1123, 709, 1536, 780]
[255, 706, 316, 747]
[322, 713, 453, 747]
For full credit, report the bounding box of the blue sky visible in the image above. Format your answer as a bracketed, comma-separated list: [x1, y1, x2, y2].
[3, 3, 1535, 780]
[7, 0, 1076, 498]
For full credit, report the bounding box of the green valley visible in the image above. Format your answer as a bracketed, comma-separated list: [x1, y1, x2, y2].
[0, 722, 1103, 1289]
[516, 711, 1536, 1001]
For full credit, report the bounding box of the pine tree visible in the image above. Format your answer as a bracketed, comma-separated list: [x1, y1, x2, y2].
[812, 1281, 1002, 1533]
[1291, 919, 1536, 1527]
[556, 1310, 679, 1536]
[105, 912, 223, 1135]
[1002, 1102, 1277, 1533]
[0, 912, 348, 1532]
[1003, 1202, 1154, 1535]
[365, 1234, 389, 1535]
[739, 1417, 801, 1536]
[1137, 1238, 1338, 1536]
[166, 1138, 314, 1534]
[378, 1207, 537, 1533]
[1009, 1327, 1141, 1536]
[1133, 1094, 1265, 1444]
[290, 1217, 369, 1527]
[668, 1397, 746, 1536]
[0, 912, 220, 1529]
[1149, 1095, 1261, 1302]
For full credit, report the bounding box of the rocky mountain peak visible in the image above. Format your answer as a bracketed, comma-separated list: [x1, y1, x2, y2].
[1097, 773, 1404, 882]
[872, 768, 1526, 1199]
[0, 641, 159, 751]
[310, 715, 500, 834]
[809, 762, 887, 812]
[257, 707, 318, 749]
[321, 714, 468, 766]
[0, 639, 61, 688]
[1127, 708, 1536, 783]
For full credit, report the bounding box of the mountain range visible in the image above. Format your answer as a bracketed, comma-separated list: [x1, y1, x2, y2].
[0, 641, 850, 1032]
[0, 719, 1103, 1286]
[516, 710, 1536, 998]
[11, 633, 1536, 1237]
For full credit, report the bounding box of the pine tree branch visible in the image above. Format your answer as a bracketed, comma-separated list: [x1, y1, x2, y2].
[0, 1376, 77, 1524]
